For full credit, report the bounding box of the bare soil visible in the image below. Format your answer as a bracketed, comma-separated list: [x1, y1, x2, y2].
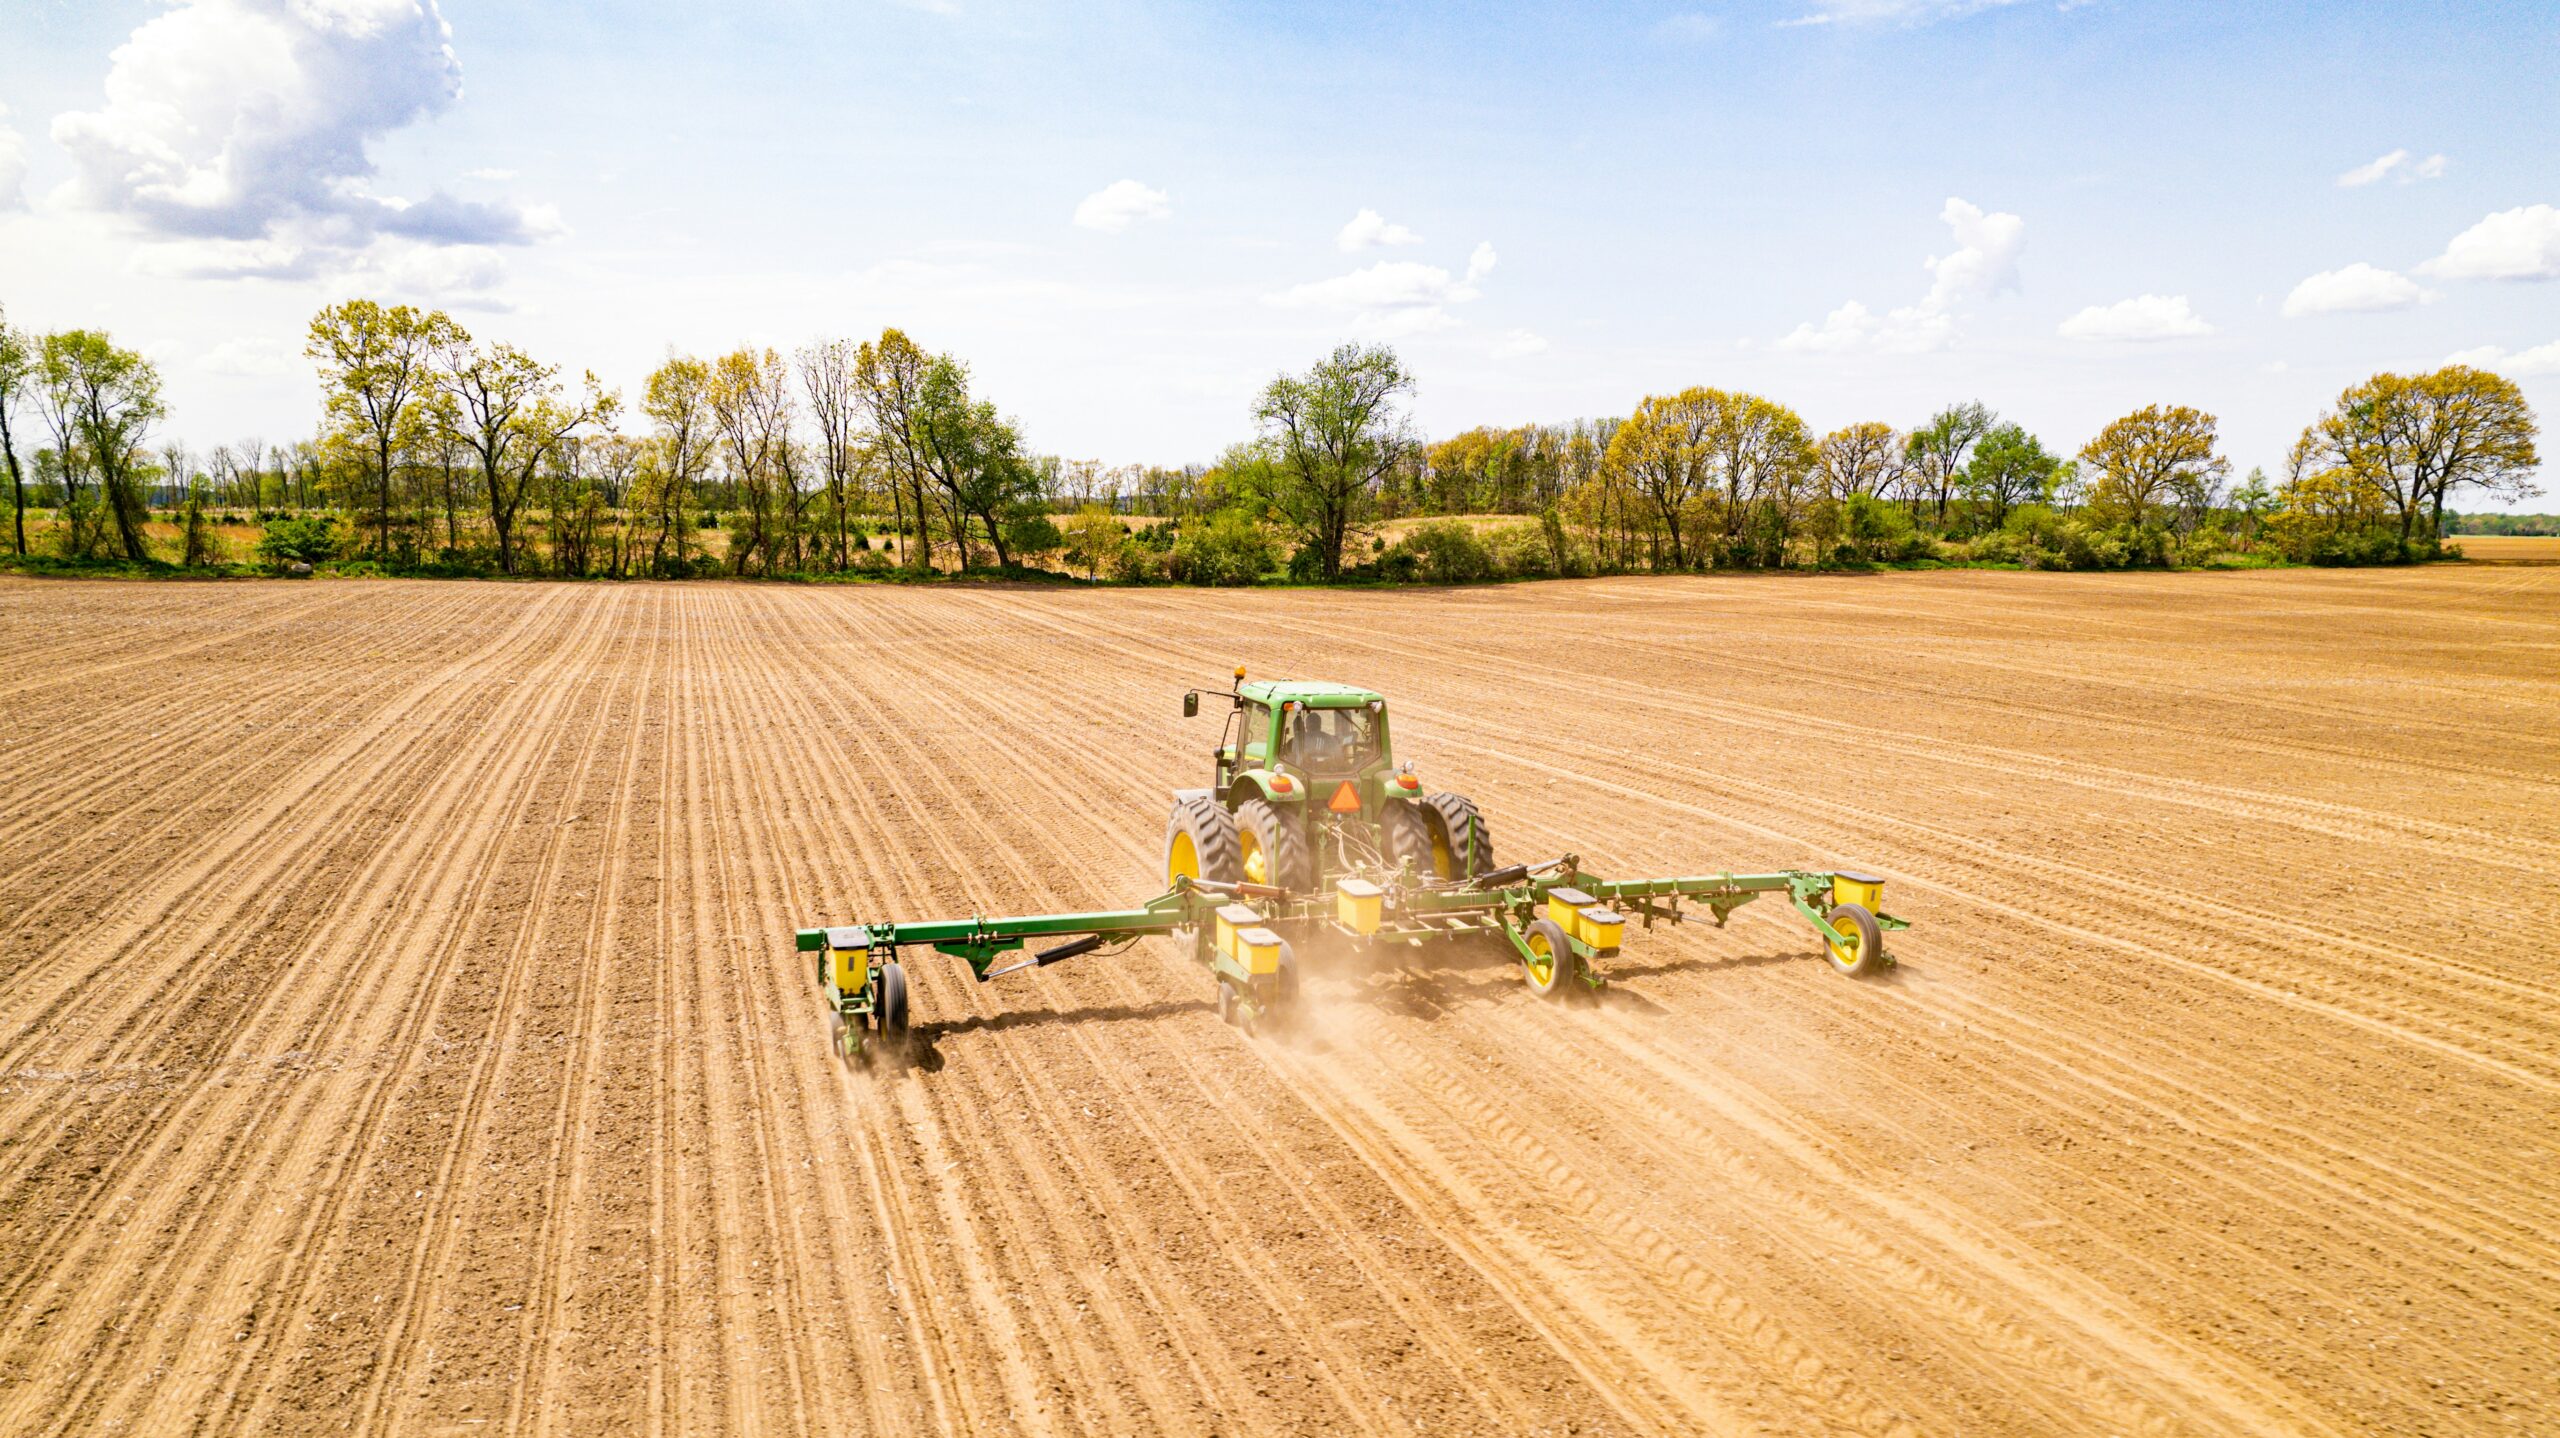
[2, 567, 2554, 1436]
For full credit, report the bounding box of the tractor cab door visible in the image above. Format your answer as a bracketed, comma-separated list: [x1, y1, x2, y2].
[1238, 700, 1274, 769]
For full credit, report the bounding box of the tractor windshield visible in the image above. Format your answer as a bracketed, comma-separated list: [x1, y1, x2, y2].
[1283, 705, 1380, 774]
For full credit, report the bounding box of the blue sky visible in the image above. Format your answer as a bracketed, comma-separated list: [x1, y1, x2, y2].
[3, 0, 2555, 499]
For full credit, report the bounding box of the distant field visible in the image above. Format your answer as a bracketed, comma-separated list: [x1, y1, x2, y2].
[2456, 534, 2560, 563]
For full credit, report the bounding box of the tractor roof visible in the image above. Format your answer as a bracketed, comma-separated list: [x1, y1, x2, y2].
[1239, 679, 1383, 709]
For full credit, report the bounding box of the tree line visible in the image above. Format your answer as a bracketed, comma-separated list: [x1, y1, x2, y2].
[0, 296, 2541, 581]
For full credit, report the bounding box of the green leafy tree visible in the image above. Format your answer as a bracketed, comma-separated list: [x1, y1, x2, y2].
[2079, 404, 2228, 531]
[639, 355, 714, 572]
[42, 330, 164, 561]
[853, 328, 942, 572]
[1816, 421, 1904, 502]
[2306, 366, 2541, 553]
[1061, 504, 1125, 579]
[913, 355, 1041, 570]
[2230, 467, 2273, 542]
[1173, 508, 1278, 586]
[1600, 388, 1715, 568]
[438, 332, 613, 574]
[1252, 343, 1414, 580]
[308, 300, 461, 556]
[1903, 402, 1995, 528]
[1958, 423, 2063, 531]
[0, 305, 32, 555]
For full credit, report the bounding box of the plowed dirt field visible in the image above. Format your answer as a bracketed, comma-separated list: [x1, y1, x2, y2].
[3, 568, 2554, 1436]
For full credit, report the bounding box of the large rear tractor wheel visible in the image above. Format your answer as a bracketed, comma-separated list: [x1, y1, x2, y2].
[1824, 903, 1886, 978]
[1381, 800, 1439, 880]
[1422, 792, 1496, 880]
[1165, 796, 1244, 890]
[1235, 798, 1314, 893]
[1521, 917, 1576, 999]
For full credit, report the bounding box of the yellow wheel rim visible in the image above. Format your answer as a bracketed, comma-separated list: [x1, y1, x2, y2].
[1430, 832, 1455, 879]
[1526, 930, 1559, 989]
[1240, 831, 1268, 885]
[1829, 922, 1862, 970]
[1168, 831, 1200, 887]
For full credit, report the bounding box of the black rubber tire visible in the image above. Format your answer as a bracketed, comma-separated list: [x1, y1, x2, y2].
[1380, 799, 1440, 880]
[875, 961, 911, 1042]
[1824, 903, 1886, 978]
[1274, 937, 1301, 1009]
[828, 1008, 852, 1065]
[1234, 798, 1314, 893]
[1521, 917, 1575, 998]
[1215, 980, 1236, 1026]
[1422, 792, 1496, 879]
[1165, 795, 1244, 888]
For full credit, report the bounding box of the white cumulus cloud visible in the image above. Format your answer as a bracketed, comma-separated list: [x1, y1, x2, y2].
[2057, 294, 2213, 342]
[0, 104, 27, 210]
[1270, 240, 1498, 338]
[2444, 341, 2560, 378]
[2418, 204, 2560, 282]
[1072, 179, 1171, 233]
[1922, 196, 2025, 309]
[2281, 262, 2433, 317]
[1337, 208, 1422, 251]
[2337, 149, 2448, 187]
[1778, 196, 2020, 354]
[48, 0, 547, 275]
[1490, 328, 1548, 359]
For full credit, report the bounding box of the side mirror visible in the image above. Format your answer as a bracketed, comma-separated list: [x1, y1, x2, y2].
[1182, 691, 1200, 718]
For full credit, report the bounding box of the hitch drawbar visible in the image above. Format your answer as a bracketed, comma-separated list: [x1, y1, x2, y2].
[985, 932, 1108, 981]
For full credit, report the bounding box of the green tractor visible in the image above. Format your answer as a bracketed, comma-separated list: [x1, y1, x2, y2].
[1164, 669, 1494, 902]
[798, 669, 1909, 1063]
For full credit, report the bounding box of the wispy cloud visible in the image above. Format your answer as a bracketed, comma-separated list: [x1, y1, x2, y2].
[1270, 240, 1498, 338]
[2336, 149, 2448, 188]
[1778, 197, 2023, 354]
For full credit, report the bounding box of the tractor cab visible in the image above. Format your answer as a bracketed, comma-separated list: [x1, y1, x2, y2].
[1207, 679, 1391, 802]
[1172, 671, 1489, 896]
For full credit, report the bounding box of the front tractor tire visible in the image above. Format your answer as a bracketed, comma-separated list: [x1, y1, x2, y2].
[1386, 792, 1496, 881]
[1165, 796, 1244, 889]
[1235, 798, 1314, 893]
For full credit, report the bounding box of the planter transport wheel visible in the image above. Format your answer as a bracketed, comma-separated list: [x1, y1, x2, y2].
[1521, 917, 1575, 998]
[1824, 902, 1886, 977]
[874, 962, 911, 1053]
